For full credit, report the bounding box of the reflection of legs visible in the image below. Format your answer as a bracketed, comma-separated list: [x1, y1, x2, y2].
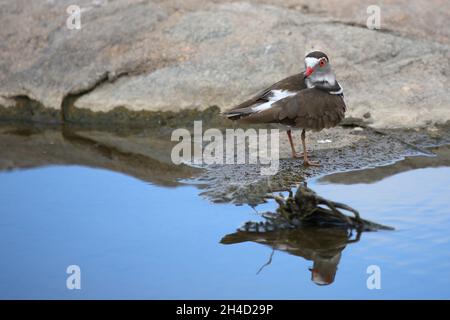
[256, 249, 275, 275]
[286, 130, 297, 158]
[301, 129, 320, 166]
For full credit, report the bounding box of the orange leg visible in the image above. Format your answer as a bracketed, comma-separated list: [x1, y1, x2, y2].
[286, 130, 297, 158]
[301, 129, 320, 167]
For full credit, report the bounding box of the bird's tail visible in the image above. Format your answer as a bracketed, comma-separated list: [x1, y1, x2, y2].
[222, 106, 256, 120]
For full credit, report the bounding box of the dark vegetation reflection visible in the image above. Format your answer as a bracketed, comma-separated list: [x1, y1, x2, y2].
[223, 227, 362, 286]
[222, 183, 393, 285]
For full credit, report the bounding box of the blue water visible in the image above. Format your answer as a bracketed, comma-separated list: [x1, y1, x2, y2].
[0, 165, 449, 299]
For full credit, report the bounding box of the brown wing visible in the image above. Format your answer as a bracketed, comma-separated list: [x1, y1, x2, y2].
[235, 88, 346, 130]
[224, 73, 307, 117]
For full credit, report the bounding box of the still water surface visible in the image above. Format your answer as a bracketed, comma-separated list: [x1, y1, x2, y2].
[0, 165, 449, 299]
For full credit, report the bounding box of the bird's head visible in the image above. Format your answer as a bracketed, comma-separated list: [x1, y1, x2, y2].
[303, 51, 331, 78]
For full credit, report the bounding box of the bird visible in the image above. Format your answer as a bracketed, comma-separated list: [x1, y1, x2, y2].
[223, 51, 346, 166]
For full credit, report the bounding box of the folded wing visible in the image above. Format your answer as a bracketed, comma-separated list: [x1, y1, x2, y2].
[225, 88, 346, 131]
[223, 73, 306, 120]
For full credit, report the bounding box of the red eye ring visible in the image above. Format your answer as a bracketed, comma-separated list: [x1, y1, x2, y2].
[319, 59, 326, 67]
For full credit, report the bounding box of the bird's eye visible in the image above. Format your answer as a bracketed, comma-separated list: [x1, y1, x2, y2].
[319, 59, 326, 67]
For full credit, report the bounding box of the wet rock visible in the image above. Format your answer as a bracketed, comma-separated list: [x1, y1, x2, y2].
[194, 125, 450, 205]
[320, 143, 450, 185]
[1, 121, 449, 206]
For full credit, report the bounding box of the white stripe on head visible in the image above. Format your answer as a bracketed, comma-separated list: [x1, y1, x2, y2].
[304, 57, 320, 68]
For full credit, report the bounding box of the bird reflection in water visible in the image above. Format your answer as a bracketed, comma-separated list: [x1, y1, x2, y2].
[221, 226, 361, 286]
[221, 184, 392, 286]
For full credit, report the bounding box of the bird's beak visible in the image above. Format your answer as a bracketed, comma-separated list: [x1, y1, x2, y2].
[304, 67, 314, 78]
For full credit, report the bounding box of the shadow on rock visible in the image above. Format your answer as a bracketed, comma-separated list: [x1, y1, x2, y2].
[0, 122, 199, 186]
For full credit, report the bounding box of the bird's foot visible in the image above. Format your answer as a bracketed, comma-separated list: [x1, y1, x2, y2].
[303, 160, 321, 167]
[292, 151, 312, 159]
[299, 151, 313, 158]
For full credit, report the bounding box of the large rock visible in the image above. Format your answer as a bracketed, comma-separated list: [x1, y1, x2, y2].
[254, 0, 450, 45]
[1, 0, 449, 128]
[0, 0, 170, 109]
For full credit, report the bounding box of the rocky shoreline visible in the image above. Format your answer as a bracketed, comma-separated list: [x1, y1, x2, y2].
[2, 119, 450, 205]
